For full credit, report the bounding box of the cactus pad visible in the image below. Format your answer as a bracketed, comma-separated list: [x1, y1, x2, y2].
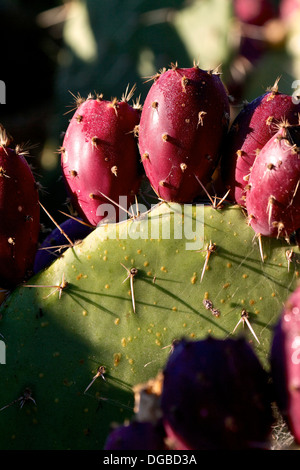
[0, 202, 298, 449]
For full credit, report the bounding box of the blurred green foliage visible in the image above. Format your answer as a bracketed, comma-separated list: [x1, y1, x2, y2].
[0, 0, 300, 228]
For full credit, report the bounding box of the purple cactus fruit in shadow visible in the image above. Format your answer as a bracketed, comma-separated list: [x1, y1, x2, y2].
[104, 420, 166, 450]
[0, 125, 40, 288]
[271, 285, 300, 444]
[161, 337, 273, 450]
[33, 218, 93, 273]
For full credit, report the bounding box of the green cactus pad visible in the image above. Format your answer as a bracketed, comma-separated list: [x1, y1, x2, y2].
[0, 202, 298, 449]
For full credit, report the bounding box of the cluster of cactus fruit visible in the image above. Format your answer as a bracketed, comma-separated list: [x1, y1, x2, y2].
[1, 62, 300, 450]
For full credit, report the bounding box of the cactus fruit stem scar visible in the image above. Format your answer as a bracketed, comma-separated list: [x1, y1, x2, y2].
[0, 388, 36, 412]
[232, 309, 260, 344]
[84, 366, 106, 394]
[121, 263, 138, 313]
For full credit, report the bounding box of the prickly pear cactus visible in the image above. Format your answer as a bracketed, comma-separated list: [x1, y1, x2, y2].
[0, 202, 298, 449]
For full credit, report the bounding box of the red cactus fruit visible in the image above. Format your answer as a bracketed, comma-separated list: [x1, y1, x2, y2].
[271, 285, 300, 444]
[0, 126, 40, 288]
[221, 79, 300, 207]
[161, 337, 273, 450]
[61, 87, 142, 227]
[245, 123, 300, 240]
[280, 0, 300, 21]
[138, 64, 230, 203]
[233, 0, 276, 26]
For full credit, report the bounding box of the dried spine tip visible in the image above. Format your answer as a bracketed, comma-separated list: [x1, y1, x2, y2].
[197, 111, 207, 127]
[76, 114, 83, 123]
[133, 95, 142, 111]
[266, 116, 273, 126]
[91, 136, 99, 148]
[133, 125, 140, 138]
[180, 163, 187, 172]
[247, 214, 255, 226]
[207, 64, 222, 75]
[267, 195, 276, 224]
[141, 152, 149, 161]
[152, 101, 158, 109]
[8, 237, 15, 245]
[0, 166, 8, 178]
[272, 221, 285, 238]
[170, 62, 178, 71]
[109, 98, 119, 115]
[89, 193, 95, 199]
[143, 68, 166, 84]
[162, 133, 169, 142]
[271, 76, 281, 94]
[236, 149, 245, 158]
[111, 165, 118, 176]
[122, 84, 136, 103]
[67, 91, 85, 111]
[69, 170, 78, 177]
[159, 180, 166, 187]
[267, 162, 276, 170]
[0, 124, 12, 148]
[266, 76, 281, 100]
[181, 76, 189, 92]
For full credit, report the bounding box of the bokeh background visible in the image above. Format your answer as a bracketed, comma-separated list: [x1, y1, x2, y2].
[0, 0, 300, 231]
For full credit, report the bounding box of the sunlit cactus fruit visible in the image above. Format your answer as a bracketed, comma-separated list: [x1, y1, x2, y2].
[61, 87, 142, 227]
[138, 63, 230, 203]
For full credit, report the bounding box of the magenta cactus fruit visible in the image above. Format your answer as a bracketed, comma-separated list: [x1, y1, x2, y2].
[271, 285, 300, 444]
[245, 123, 300, 239]
[138, 64, 230, 203]
[221, 80, 300, 206]
[161, 337, 273, 450]
[61, 88, 142, 226]
[0, 126, 40, 288]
